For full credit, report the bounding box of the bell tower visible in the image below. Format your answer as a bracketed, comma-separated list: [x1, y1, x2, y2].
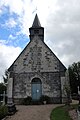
[29, 14, 44, 41]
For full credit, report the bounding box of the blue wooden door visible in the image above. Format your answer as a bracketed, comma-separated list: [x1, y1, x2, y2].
[31, 78, 42, 100]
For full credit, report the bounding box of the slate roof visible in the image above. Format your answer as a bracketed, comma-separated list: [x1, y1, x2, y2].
[32, 14, 41, 27]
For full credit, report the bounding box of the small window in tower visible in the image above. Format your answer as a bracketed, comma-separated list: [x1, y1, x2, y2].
[34, 30, 39, 34]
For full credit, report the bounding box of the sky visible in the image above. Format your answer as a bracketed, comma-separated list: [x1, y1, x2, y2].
[0, 0, 80, 82]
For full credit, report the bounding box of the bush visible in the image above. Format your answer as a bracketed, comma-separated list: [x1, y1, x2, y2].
[0, 101, 2, 106]
[0, 105, 8, 119]
[22, 96, 32, 105]
[71, 93, 78, 100]
[40, 95, 50, 104]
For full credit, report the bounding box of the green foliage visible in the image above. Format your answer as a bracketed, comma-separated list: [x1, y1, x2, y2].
[22, 96, 32, 105]
[3, 70, 8, 84]
[0, 101, 2, 106]
[0, 83, 7, 103]
[0, 105, 8, 119]
[71, 104, 78, 109]
[71, 93, 78, 100]
[40, 95, 50, 104]
[0, 83, 6, 94]
[50, 106, 72, 120]
[64, 84, 71, 106]
[68, 62, 80, 94]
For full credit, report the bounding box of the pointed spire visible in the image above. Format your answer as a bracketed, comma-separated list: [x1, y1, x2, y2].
[32, 14, 41, 27]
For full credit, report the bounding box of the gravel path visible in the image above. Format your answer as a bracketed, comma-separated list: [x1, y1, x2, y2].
[6, 104, 62, 120]
[69, 109, 77, 120]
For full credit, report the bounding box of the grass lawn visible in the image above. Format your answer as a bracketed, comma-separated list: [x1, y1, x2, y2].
[50, 104, 78, 120]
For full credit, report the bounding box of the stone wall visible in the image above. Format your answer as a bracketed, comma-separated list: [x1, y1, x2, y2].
[8, 36, 66, 104]
[13, 36, 60, 73]
[13, 71, 62, 103]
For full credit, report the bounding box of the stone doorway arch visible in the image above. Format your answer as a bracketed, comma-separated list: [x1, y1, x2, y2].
[31, 78, 42, 101]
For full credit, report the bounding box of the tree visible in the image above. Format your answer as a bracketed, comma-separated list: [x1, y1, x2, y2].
[3, 70, 8, 84]
[68, 62, 80, 94]
[0, 70, 8, 104]
[0, 83, 6, 102]
[0, 70, 8, 94]
[0, 83, 6, 94]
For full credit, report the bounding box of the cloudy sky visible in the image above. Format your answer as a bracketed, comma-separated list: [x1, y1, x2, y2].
[0, 0, 80, 82]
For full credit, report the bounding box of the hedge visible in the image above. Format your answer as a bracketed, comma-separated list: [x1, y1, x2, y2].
[0, 105, 8, 119]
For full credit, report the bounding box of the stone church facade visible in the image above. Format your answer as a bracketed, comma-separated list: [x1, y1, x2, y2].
[8, 14, 67, 104]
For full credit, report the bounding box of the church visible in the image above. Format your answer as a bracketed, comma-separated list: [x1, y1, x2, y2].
[8, 14, 67, 104]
